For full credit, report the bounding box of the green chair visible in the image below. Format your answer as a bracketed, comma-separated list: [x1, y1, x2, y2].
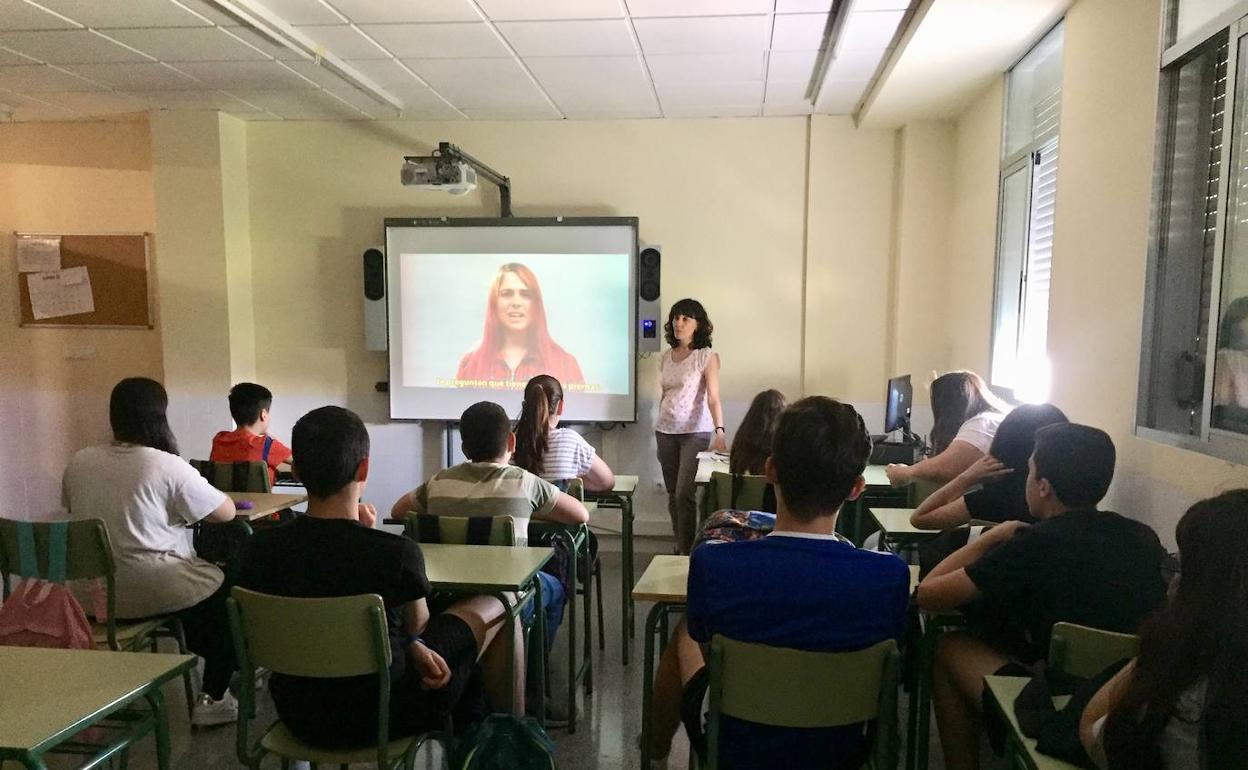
[228, 588, 447, 770]
[707, 471, 775, 515]
[553, 478, 605, 654]
[190, 459, 272, 493]
[703, 636, 900, 770]
[404, 512, 515, 546]
[0, 517, 197, 720]
[1047, 621, 1140, 678]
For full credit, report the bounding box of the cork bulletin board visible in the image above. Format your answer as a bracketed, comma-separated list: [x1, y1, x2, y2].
[15, 233, 153, 328]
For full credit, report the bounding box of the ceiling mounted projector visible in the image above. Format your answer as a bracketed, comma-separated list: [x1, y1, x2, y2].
[400, 157, 478, 196]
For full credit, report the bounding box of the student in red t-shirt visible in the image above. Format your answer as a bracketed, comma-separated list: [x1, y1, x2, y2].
[210, 383, 292, 486]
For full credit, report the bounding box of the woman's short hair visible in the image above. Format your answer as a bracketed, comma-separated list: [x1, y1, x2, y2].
[664, 298, 713, 349]
[928, 371, 1010, 454]
[110, 377, 179, 455]
[729, 389, 787, 476]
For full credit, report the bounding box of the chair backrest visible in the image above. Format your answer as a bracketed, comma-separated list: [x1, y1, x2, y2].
[190, 459, 272, 493]
[709, 471, 775, 514]
[404, 513, 515, 546]
[1047, 622, 1141, 679]
[0, 517, 114, 588]
[562, 478, 585, 502]
[706, 636, 899, 769]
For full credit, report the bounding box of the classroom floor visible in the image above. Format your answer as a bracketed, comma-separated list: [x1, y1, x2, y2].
[66, 551, 1002, 770]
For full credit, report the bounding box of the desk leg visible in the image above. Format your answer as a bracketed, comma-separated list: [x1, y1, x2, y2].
[623, 496, 636, 664]
[567, 535, 579, 734]
[916, 623, 937, 770]
[15, 755, 49, 770]
[639, 602, 663, 770]
[146, 689, 171, 770]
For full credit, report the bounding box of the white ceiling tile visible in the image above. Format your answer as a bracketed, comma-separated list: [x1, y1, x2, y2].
[763, 100, 813, 115]
[634, 15, 769, 54]
[0, 30, 152, 64]
[245, 0, 345, 25]
[767, 50, 816, 81]
[656, 80, 763, 106]
[815, 77, 867, 111]
[646, 52, 764, 84]
[296, 24, 390, 58]
[563, 105, 661, 119]
[525, 54, 645, 85]
[0, 48, 38, 65]
[23, 0, 212, 28]
[627, 0, 772, 17]
[824, 47, 884, 80]
[460, 106, 560, 120]
[0, 0, 79, 31]
[222, 27, 305, 60]
[104, 27, 269, 62]
[58, 61, 201, 89]
[342, 58, 424, 87]
[36, 90, 147, 114]
[853, 0, 910, 10]
[407, 58, 550, 109]
[764, 80, 809, 102]
[132, 89, 263, 110]
[329, 0, 478, 23]
[227, 88, 370, 119]
[776, 0, 832, 11]
[10, 102, 80, 120]
[840, 10, 904, 49]
[663, 104, 759, 117]
[771, 13, 826, 51]
[554, 89, 657, 110]
[361, 23, 508, 58]
[477, 0, 622, 21]
[172, 61, 318, 89]
[0, 64, 102, 91]
[497, 20, 634, 57]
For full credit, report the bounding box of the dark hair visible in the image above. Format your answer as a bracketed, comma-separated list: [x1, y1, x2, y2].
[771, 396, 871, 522]
[110, 377, 178, 455]
[928, 371, 1010, 454]
[460, 401, 511, 462]
[663, 298, 713, 349]
[729, 389, 787, 476]
[1220, 296, 1248, 350]
[988, 403, 1068, 474]
[1030, 423, 1115, 508]
[514, 375, 563, 474]
[291, 406, 370, 499]
[1103, 489, 1248, 769]
[228, 382, 273, 427]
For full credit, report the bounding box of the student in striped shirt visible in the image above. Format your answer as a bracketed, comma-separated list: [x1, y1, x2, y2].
[513, 374, 615, 492]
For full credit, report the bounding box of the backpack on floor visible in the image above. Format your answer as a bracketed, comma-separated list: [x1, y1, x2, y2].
[0, 521, 93, 650]
[451, 713, 557, 770]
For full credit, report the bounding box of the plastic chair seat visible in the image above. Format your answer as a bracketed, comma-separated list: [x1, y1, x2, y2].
[92, 617, 168, 649]
[259, 722, 416, 765]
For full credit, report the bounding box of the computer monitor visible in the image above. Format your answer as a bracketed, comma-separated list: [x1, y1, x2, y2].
[884, 374, 913, 435]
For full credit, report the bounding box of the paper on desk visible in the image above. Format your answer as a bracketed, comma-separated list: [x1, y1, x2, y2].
[696, 451, 730, 461]
[16, 236, 61, 273]
[27, 266, 95, 320]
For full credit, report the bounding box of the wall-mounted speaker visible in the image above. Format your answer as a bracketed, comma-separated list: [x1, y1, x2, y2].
[638, 244, 661, 353]
[363, 247, 387, 352]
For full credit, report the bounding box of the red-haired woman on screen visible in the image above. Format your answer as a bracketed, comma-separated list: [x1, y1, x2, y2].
[455, 262, 585, 385]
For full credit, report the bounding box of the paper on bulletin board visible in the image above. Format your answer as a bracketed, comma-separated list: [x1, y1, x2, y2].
[27, 266, 95, 320]
[16, 236, 62, 273]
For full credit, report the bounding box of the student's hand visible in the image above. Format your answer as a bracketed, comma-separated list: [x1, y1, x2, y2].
[357, 503, 377, 528]
[709, 432, 728, 453]
[885, 464, 911, 487]
[981, 519, 1029, 544]
[412, 643, 452, 689]
[959, 455, 1012, 486]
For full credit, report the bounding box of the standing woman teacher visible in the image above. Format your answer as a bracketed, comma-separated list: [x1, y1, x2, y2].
[656, 298, 727, 554]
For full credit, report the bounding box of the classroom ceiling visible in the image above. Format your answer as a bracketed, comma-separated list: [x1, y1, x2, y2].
[0, 0, 913, 122]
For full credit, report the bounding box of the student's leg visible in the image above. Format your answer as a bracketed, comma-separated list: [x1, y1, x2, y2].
[648, 618, 706, 758]
[931, 632, 1010, 770]
[443, 594, 524, 715]
[536, 571, 565, 651]
[673, 432, 712, 554]
[175, 579, 238, 700]
[655, 431, 683, 543]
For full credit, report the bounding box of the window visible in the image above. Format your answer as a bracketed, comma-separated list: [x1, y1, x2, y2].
[1138, 0, 1248, 462]
[991, 23, 1065, 402]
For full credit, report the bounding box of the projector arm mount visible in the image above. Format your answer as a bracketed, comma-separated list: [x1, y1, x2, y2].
[405, 142, 513, 217]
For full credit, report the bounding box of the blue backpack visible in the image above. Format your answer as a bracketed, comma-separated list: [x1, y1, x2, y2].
[452, 714, 556, 770]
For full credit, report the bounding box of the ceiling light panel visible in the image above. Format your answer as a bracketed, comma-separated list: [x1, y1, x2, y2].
[0, 30, 152, 64]
[476, 0, 623, 21]
[360, 23, 510, 58]
[23, 0, 211, 28]
[634, 15, 771, 54]
[103, 27, 270, 61]
[327, 0, 478, 24]
[497, 20, 636, 57]
[840, 10, 904, 49]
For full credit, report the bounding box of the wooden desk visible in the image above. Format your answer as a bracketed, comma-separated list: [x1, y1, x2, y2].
[0, 647, 195, 770]
[419, 543, 553, 725]
[869, 507, 955, 550]
[227, 491, 307, 520]
[633, 555, 690, 770]
[984, 676, 1081, 770]
[585, 474, 640, 665]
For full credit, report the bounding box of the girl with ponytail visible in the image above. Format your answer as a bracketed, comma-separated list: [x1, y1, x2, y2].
[514, 374, 615, 492]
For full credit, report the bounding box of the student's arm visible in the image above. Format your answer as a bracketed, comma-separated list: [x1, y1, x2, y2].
[705, 353, 727, 453]
[1080, 661, 1135, 770]
[390, 483, 428, 521]
[401, 598, 452, 689]
[888, 440, 984, 486]
[204, 497, 237, 523]
[916, 520, 1029, 612]
[909, 455, 1011, 529]
[535, 491, 590, 525]
[581, 455, 615, 492]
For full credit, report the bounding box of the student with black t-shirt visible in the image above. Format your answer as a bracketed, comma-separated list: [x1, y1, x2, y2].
[916, 423, 1167, 770]
[237, 406, 523, 749]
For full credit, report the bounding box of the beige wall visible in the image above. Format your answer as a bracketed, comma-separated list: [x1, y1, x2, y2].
[0, 120, 161, 520]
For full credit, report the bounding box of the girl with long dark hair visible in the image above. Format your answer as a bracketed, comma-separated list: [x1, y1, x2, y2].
[1081, 489, 1248, 769]
[513, 374, 615, 491]
[728, 389, 787, 476]
[62, 378, 240, 727]
[886, 371, 1010, 487]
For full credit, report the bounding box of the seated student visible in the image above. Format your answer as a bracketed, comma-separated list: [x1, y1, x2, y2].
[63, 377, 239, 726]
[237, 406, 523, 747]
[886, 371, 1011, 487]
[210, 382, 293, 487]
[513, 374, 615, 492]
[646, 397, 911, 768]
[1080, 488, 1248, 770]
[909, 403, 1068, 530]
[727, 389, 786, 476]
[389, 401, 589, 654]
[917, 424, 1168, 770]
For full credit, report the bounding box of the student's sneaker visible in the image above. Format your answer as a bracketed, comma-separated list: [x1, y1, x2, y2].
[191, 692, 238, 727]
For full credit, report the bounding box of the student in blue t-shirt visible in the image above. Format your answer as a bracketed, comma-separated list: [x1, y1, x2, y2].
[646, 396, 911, 768]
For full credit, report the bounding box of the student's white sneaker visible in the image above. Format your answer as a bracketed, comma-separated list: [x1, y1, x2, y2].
[191, 692, 238, 727]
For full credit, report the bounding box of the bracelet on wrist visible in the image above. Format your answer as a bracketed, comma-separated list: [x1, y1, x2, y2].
[407, 635, 426, 648]
[714, 426, 725, 433]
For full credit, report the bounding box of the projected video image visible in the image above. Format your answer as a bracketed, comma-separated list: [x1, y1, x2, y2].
[399, 253, 630, 395]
